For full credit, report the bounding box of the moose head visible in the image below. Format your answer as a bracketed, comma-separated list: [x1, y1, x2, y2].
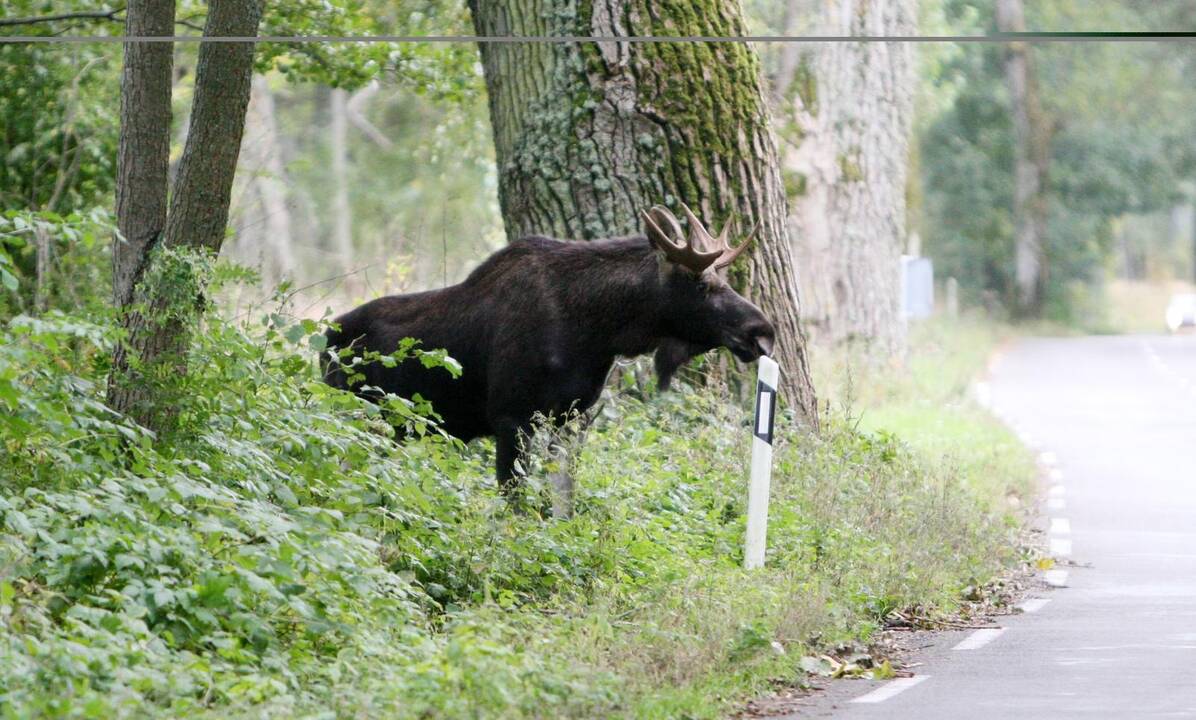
[642, 204, 776, 378]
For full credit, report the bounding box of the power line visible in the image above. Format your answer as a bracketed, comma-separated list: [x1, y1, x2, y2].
[3, 31, 1196, 45]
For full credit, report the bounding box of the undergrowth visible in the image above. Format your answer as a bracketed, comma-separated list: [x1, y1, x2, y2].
[0, 304, 1030, 718]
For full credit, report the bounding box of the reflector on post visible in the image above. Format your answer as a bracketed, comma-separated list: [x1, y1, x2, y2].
[744, 356, 779, 570]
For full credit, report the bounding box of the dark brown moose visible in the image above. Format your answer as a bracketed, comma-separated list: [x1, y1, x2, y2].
[323, 204, 776, 492]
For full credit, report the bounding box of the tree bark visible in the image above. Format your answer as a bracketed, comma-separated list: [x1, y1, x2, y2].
[997, 0, 1050, 315]
[469, 0, 819, 427]
[112, 0, 175, 310]
[108, 0, 263, 428]
[777, 0, 914, 358]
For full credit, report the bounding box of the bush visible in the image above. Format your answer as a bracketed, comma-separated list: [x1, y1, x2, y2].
[0, 304, 1028, 718]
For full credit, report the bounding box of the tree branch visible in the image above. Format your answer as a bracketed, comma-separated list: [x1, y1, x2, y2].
[0, 8, 123, 27]
[0, 5, 200, 32]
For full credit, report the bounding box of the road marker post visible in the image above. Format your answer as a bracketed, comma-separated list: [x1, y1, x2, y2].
[744, 356, 779, 570]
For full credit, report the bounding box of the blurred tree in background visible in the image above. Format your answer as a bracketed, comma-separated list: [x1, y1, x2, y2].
[766, 0, 917, 358]
[916, 0, 1196, 324]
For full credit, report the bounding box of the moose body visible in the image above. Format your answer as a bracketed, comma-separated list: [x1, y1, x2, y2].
[324, 206, 775, 490]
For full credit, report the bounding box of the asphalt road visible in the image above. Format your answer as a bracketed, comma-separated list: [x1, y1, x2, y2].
[796, 333, 1196, 719]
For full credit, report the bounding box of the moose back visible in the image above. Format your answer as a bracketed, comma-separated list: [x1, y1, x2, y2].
[323, 205, 776, 491]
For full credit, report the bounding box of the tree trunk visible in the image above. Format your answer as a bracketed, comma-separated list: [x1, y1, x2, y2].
[776, 0, 914, 358]
[237, 74, 296, 285]
[469, 0, 819, 427]
[997, 0, 1050, 315]
[330, 88, 354, 275]
[108, 0, 263, 428]
[111, 0, 175, 310]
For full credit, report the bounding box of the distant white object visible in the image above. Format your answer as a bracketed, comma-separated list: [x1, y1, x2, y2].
[901, 255, 934, 320]
[744, 356, 779, 570]
[1165, 293, 1196, 332]
[946, 276, 960, 318]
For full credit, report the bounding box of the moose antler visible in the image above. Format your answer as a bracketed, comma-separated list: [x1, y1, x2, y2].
[641, 203, 757, 274]
[641, 206, 721, 273]
[678, 203, 757, 272]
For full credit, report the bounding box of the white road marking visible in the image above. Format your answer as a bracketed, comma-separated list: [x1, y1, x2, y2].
[974, 381, 992, 408]
[1047, 497, 1066, 511]
[1019, 598, 1051, 613]
[1050, 517, 1071, 535]
[1051, 538, 1073, 557]
[953, 628, 1007, 650]
[1049, 469, 1064, 482]
[1049, 483, 1065, 496]
[850, 675, 930, 704]
[1039, 451, 1058, 466]
[1045, 569, 1069, 587]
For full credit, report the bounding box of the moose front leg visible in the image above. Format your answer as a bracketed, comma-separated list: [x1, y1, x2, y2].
[493, 419, 532, 496]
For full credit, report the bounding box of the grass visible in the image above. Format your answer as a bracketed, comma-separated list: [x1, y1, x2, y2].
[1101, 278, 1196, 335]
[0, 307, 1035, 719]
[816, 317, 1037, 512]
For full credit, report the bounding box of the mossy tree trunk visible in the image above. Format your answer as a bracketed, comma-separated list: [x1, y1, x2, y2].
[107, 0, 263, 430]
[775, 0, 915, 358]
[469, 0, 818, 427]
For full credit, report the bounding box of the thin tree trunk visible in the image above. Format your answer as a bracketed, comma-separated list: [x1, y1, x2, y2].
[470, 0, 819, 427]
[108, 0, 263, 428]
[330, 88, 354, 275]
[33, 225, 51, 312]
[243, 74, 295, 283]
[111, 0, 175, 310]
[778, 0, 914, 357]
[997, 0, 1050, 315]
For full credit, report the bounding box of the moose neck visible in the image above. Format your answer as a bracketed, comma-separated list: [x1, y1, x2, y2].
[556, 239, 667, 359]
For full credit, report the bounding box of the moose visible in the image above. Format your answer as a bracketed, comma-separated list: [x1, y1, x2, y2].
[323, 204, 776, 492]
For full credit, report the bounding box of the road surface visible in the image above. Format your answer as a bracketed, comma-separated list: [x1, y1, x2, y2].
[798, 333, 1196, 719]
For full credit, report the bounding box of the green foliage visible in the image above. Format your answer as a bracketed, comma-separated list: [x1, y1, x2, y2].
[0, 209, 113, 319]
[919, 0, 1196, 320]
[0, 42, 118, 213]
[0, 298, 1029, 717]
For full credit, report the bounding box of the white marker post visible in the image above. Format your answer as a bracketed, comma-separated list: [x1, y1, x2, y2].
[744, 356, 779, 570]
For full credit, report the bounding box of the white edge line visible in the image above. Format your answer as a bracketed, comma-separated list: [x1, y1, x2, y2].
[1047, 498, 1066, 511]
[1018, 597, 1051, 613]
[952, 627, 1007, 651]
[1045, 569, 1069, 587]
[1050, 538, 1073, 557]
[850, 675, 931, 704]
[1050, 517, 1071, 535]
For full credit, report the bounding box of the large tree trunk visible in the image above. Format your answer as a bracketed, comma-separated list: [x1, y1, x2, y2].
[469, 0, 818, 427]
[108, 0, 263, 428]
[776, 0, 914, 358]
[997, 0, 1050, 315]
